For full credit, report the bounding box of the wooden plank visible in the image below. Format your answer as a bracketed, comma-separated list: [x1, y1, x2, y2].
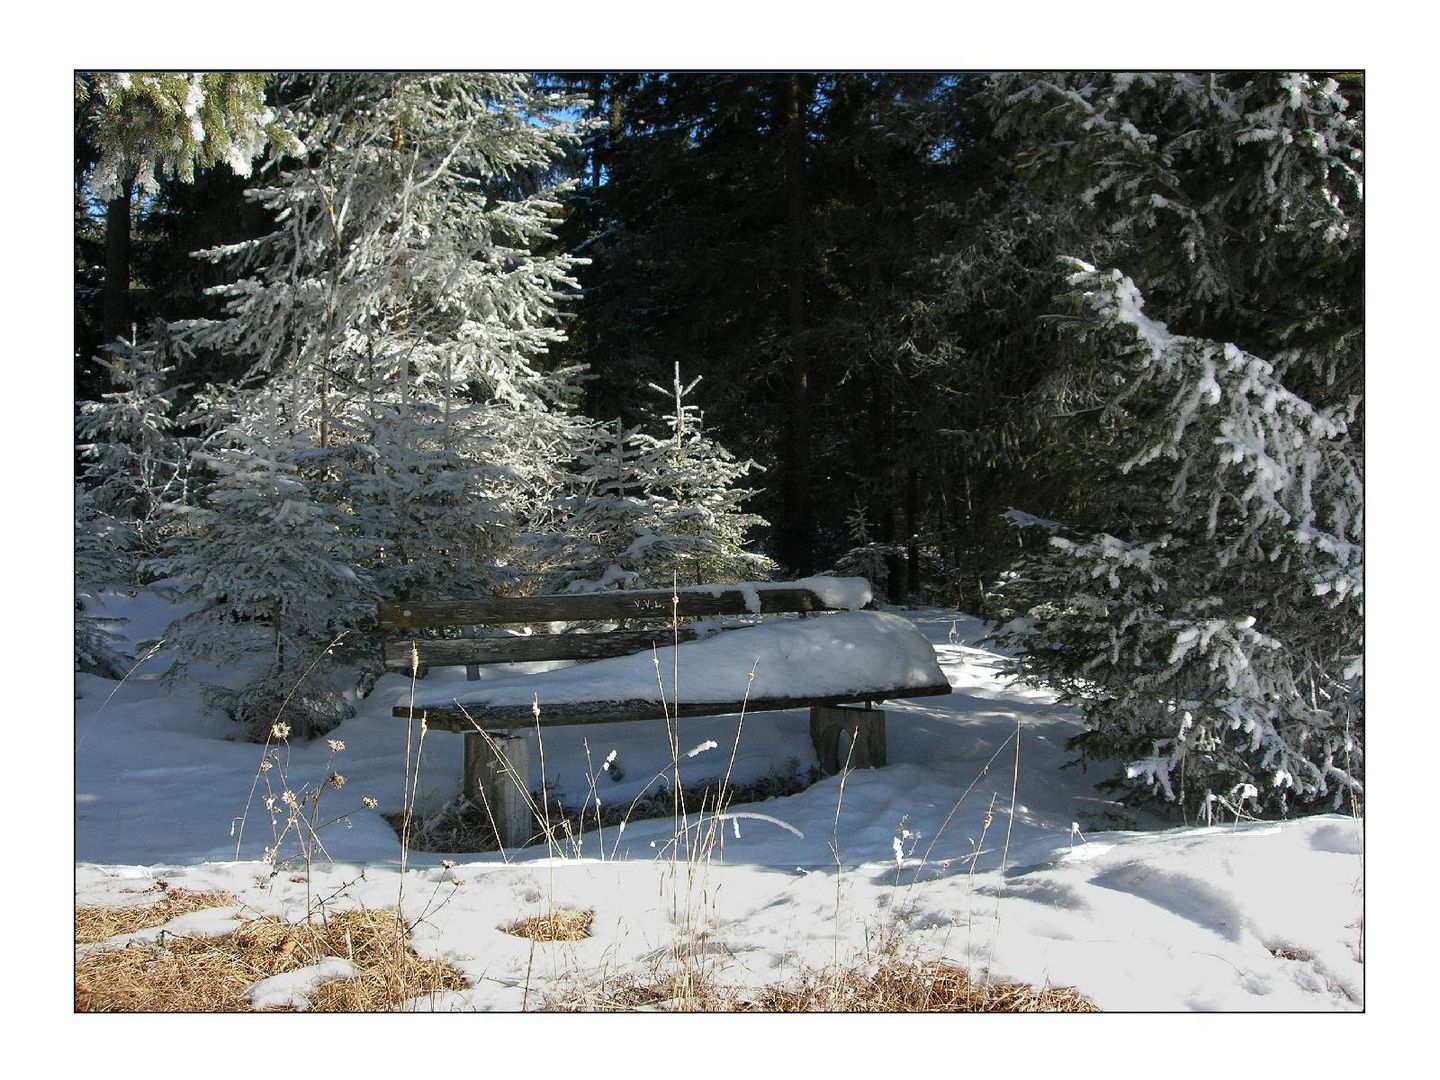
[384, 627, 702, 669]
[376, 586, 830, 630]
[392, 681, 952, 733]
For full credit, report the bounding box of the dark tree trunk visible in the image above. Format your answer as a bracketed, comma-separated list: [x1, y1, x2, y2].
[777, 75, 815, 573]
[905, 465, 921, 600]
[101, 169, 136, 351]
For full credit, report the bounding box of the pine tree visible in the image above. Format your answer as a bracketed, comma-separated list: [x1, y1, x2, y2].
[545, 366, 774, 591]
[544, 416, 655, 592]
[990, 265, 1362, 818]
[75, 343, 192, 566]
[129, 74, 597, 737]
[989, 72, 1362, 392]
[147, 417, 372, 740]
[832, 500, 905, 602]
[75, 345, 190, 677]
[173, 73, 590, 601]
[627, 365, 773, 586]
[75, 72, 288, 348]
[978, 72, 1363, 818]
[75, 484, 132, 679]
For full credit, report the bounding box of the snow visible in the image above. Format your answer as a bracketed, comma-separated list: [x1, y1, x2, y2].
[408, 609, 944, 712]
[74, 589, 1364, 1013]
[246, 959, 357, 1010]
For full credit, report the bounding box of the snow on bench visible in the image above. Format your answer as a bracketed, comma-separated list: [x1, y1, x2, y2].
[401, 610, 951, 730]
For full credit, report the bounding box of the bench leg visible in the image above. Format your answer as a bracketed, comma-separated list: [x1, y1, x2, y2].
[464, 731, 533, 849]
[810, 704, 887, 777]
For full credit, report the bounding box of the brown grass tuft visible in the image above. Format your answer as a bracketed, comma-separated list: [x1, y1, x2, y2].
[502, 908, 594, 942]
[75, 885, 240, 945]
[747, 959, 1100, 1012]
[549, 958, 1098, 1012]
[76, 907, 468, 1012]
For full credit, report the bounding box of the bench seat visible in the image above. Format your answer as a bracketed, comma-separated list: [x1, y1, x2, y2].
[393, 610, 951, 731]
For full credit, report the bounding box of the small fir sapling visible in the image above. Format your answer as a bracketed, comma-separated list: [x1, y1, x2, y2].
[545, 366, 773, 592]
[832, 500, 905, 602]
[545, 416, 656, 593]
[75, 343, 193, 567]
[76, 342, 193, 676]
[75, 485, 132, 679]
[627, 363, 774, 587]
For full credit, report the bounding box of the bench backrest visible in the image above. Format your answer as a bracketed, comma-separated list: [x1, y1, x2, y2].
[376, 583, 858, 671]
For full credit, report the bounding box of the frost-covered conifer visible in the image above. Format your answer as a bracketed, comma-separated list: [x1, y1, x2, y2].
[173, 73, 591, 600]
[992, 264, 1362, 816]
[627, 365, 773, 586]
[546, 366, 773, 591]
[75, 485, 132, 678]
[75, 337, 192, 677]
[990, 72, 1362, 389]
[544, 416, 656, 592]
[75, 344, 191, 565]
[986, 73, 1362, 818]
[148, 415, 372, 740]
[78, 72, 285, 199]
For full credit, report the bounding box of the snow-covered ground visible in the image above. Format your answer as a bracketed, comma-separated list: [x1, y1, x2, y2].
[74, 589, 1364, 1012]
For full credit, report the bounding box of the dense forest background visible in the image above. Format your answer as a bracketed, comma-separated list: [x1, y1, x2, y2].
[74, 72, 1363, 820]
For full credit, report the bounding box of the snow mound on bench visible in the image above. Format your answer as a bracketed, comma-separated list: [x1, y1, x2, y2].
[413, 610, 947, 710]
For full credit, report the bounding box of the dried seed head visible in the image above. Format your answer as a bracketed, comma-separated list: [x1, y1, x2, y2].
[271, 722, 291, 741]
[362, 796, 379, 810]
[410, 643, 420, 674]
[259, 759, 273, 772]
[328, 772, 347, 790]
[327, 739, 345, 753]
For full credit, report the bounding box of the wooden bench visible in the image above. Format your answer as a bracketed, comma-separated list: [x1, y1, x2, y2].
[376, 579, 951, 846]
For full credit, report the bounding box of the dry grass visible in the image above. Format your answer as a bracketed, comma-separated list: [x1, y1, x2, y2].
[502, 908, 594, 942]
[390, 767, 815, 854]
[75, 883, 240, 945]
[748, 959, 1100, 1012]
[76, 906, 468, 1012]
[549, 958, 1098, 1012]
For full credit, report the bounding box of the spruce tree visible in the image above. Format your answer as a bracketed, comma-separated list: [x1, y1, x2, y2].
[987, 73, 1363, 817]
[545, 416, 655, 592]
[75, 346, 191, 564]
[135, 74, 595, 736]
[628, 364, 773, 586]
[547, 366, 773, 591]
[173, 73, 590, 601]
[147, 417, 372, 740]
